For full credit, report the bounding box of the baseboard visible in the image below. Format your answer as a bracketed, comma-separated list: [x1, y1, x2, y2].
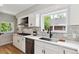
[0, 41, 13, 46]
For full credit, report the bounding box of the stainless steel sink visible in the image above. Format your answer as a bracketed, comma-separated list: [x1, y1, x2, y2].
[17, 33, 31, 36]
[39, 37, 58, 42]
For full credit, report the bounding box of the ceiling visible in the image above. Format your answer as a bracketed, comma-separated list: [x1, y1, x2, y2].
[0, 4, 35, 15]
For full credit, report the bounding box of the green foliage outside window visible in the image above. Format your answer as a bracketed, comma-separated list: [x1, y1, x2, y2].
[44, 16, 51, 30]
[0, 22, 12, 32]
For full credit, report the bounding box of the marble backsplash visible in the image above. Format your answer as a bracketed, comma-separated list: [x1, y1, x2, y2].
[37, 25, 79, 41]
[20, 25, 79, 41]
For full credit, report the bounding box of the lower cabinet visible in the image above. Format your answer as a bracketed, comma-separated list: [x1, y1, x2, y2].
[13, 34, 26, 53]
[13, 35, 78, 54]
[64, 48, 78, 54]
[35, 40, 78, 54]
[19, 37, 26, 53]
[35, 40, 63, 54]
[35, 42, 44, 54]
[45, 44, 63, 54]
[45, 47, 63, 54]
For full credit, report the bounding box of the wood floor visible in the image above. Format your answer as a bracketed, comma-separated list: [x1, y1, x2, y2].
[0, 44, 23, 54]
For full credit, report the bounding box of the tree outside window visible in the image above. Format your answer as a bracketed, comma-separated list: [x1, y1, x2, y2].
[44, 16, 51, 31]
[0, 22, 12, 32]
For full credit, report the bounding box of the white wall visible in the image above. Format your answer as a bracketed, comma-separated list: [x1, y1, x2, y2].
[69, 4, 79, 25]
[0, 12, 16, 46]
[0, 34, 13, 46]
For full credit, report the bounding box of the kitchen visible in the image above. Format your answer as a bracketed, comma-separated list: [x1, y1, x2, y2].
[0, 4, 79, 54]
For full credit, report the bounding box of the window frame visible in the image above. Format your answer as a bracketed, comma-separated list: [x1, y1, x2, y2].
[41, 9, 68, 33]
[0, 22, 14, 33]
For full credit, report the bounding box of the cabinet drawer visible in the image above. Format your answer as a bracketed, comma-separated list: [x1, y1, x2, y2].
[45, 47, 63, 54]
[44, 43, 64, 54]
[35, 45, 43, 54]
[35, 40, 45, 47]
[64, 48, 78, 54]
[20, 38, 26, 53]
[45, 43, 63, 50]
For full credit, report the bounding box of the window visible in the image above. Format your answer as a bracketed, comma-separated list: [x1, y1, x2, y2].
[41, 15, 52, 31]
[0, 22, 14, 33]
[41, 9, 68, 33]
[44, 16, 51, 30]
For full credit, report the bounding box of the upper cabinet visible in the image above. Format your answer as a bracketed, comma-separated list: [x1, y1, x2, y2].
[17, 17, 29, 28]
[17, 14, 40, 28]
[28, 14, 40, 27]
[70, 5, 79, 25]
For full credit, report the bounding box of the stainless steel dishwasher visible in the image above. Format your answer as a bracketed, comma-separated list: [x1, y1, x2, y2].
[25, 38, 34, 54]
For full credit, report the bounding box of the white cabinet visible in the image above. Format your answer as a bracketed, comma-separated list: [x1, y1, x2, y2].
[17, 14, 40, 28]
[19, 37, 26, 53]
[35, 40, 78, 54]
[70, 5, 79, 25]
[35, 40, 45, 54]
[28, 14, 40, 27]
[35, 44, 44, 54]
[13, 34, 26, 53]
[45, 47, 62, 54]
[28, 14, 36, 27]
[13, 34, 20, 49]
[45, 43, 63, 54]
[64, 48, 78, 54]
[35, 40, 63, 54]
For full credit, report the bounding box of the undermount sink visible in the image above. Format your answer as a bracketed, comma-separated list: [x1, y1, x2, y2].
[17, 33, 31, 36]
[39, 37, 58, 42]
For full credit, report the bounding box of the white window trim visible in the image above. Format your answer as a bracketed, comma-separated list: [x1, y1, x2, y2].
[0, 22, 14, 33]
[41, 9, 68, 33]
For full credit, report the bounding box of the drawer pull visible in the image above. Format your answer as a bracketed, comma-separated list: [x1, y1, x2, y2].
[63, 50, 65, 54]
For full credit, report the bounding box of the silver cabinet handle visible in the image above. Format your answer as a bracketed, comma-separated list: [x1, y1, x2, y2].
[63, 50, 65, 54]
[42, 50, 45, 54]
[42, 50, 44, 53]
[44, 50, 45, 54]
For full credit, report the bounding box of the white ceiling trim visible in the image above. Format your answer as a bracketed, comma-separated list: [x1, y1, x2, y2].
[0, 4, 35, 15]
[1, 10, 16, 15]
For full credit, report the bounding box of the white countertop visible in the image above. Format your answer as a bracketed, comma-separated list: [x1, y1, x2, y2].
[24, 35, 79, 51]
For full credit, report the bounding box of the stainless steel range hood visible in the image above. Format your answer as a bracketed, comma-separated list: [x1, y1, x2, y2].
[19, 23, 28, 26]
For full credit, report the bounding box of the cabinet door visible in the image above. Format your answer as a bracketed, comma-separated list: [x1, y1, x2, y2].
[13, 34, 20, 49]
[29, 14, 40, 27]
[45, 47, 61, 54]
[13, 35, 17, 44]
[35, 41, 44, 54]
[29, 14, 36, 27]
[35, 40, 64, 54]
[19, 37, 26, 53]
[35, 45, 44, 54]
[64, 48, 78, 54]
[45, 43, 63, 54]
[13, 34, 26, 53]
